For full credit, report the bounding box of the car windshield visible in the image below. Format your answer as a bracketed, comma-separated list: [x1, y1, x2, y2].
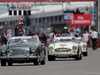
[8, 35, 40, 44]
[74, 37, 82, 43]
[8, 46, 30, 51]
[55, 39, 71, 43]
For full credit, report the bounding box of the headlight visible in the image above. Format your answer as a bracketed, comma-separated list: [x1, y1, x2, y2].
[1, 50, 6, 53]
[55, 49, 59, 52]
[72, 46, 77, 50]
[29, 50, 36, 56]
[83, 45, 86, 48]
[1, 50, 6, 56]
[48, 46, 53, 51]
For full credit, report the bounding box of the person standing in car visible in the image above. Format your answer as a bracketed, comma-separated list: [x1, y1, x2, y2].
[15, 16, 25, 36]
[61, 26, 69, 36]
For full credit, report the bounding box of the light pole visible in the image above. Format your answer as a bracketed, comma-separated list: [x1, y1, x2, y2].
[44, 18, 48, 32]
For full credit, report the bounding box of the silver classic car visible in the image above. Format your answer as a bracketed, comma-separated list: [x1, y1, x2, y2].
[0, 35, 46, 66]
[48, 36, 82, 61]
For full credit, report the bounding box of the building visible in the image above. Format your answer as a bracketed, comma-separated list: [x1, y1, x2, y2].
[0, 2, 97, 35]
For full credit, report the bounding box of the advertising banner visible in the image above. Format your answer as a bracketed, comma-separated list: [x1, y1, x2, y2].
[70, 14, 92, 26]
[9, 3, 32, 10]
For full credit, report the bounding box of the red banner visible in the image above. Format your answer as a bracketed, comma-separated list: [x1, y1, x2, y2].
[0, 0, 49, 1]
[0, 0, 98, 2]
[70, 14, 92, 26]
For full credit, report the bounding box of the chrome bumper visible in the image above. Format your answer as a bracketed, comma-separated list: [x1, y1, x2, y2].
[48, 53, 77, 56]
[0, 55, 39, 59]
[82, 50, 87, 52]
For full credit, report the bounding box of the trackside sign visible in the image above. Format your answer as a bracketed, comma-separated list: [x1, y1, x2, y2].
[70, 14, 92, 26]
[9, 3, 31, 10]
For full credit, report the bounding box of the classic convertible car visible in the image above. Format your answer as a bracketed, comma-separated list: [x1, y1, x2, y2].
[76, 37, 88, 56]
[48, 36, 82, 61]
[0, 35, 46, 66]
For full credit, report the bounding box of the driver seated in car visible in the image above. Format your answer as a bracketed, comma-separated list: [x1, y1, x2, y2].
[20, 34, 28, 43]
[72, 38, 75, 42]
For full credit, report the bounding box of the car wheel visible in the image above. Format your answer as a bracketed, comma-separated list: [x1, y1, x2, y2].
[48, 55, 55, 61]
[75, 54, 82, 60]
[34, 58, 39, 65]
[40, 58, 45, 65]
[8, 61, 13, 66]
[83, 52, 88, 56]
[1, 59, 6, 66]
[79, 54, 82, 60]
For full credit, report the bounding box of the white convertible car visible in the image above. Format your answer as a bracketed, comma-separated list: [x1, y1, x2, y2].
[76, 37, 88, 56]
[48, 37, 82, 61]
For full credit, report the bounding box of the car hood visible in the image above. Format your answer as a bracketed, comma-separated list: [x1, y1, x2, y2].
[8, 43, 39, 50]
[49, 42, 78, 49]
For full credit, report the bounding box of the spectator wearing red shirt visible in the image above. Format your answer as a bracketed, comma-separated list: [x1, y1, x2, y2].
[55, 32, 61, 37]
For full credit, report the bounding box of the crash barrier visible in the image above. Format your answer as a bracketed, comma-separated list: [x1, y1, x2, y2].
[87, 38, 100, 48]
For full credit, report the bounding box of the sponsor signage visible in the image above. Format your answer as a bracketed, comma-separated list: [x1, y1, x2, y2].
[0, 0, 98, 2]
[70, 14, 92, 26]
[9, 3, 32, 10]
[64, 13, 73, 20]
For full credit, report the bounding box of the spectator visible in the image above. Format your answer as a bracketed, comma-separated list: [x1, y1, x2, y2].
[41, 32, 47, 47]
[1, 33, 7, 45]
[76, 8, 80, 14]
[55, 32, 61, 37]
[82, 30, 89, 44]
[7, 30, 12, 39]
[75, 31, 80, 37]
[91, 29, 98, 50]
[28, 31, 36, 36]
[49, 31, 54, 39]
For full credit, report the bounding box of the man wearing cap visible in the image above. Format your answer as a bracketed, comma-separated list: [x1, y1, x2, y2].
[15, 16, 25, 36]
[61, 26, 69, 36]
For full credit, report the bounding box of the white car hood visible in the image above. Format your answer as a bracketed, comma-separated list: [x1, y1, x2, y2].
[50, 42, 78, 49]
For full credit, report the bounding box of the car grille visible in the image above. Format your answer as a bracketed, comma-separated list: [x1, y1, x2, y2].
[12, 49, 27, 55]
[55, 48, 71, 52]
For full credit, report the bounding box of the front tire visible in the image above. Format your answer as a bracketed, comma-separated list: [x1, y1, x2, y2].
[1, 59, 6, 66]
[34, 58, 39, 65]
[75, 54, 82, 60]
[83, 52, 88, 56]
[8, 60, 13, 66]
